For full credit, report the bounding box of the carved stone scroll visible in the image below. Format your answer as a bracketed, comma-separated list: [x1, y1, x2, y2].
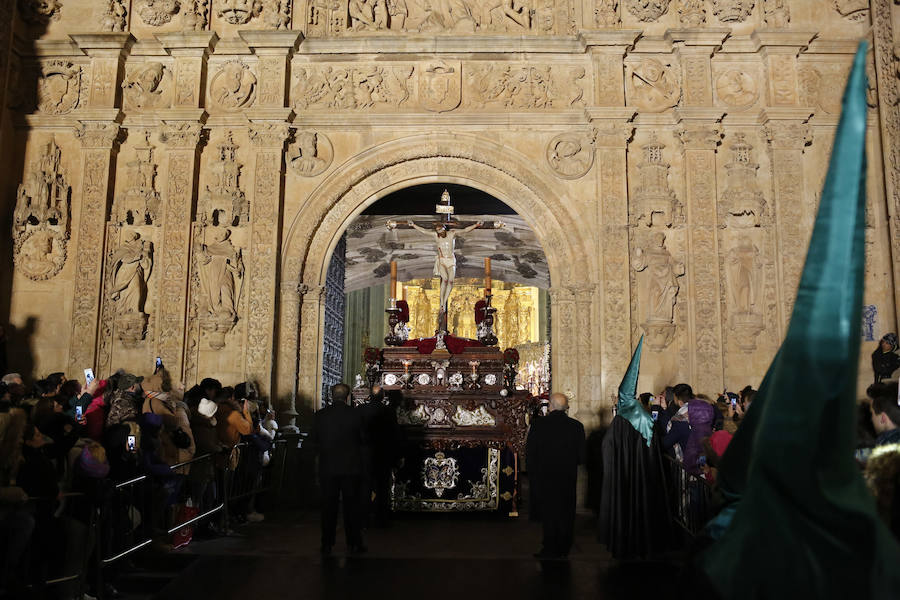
[69, 122, 120, 372]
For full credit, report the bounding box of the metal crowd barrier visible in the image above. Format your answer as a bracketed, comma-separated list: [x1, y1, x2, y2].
[665, 455, 715, 536]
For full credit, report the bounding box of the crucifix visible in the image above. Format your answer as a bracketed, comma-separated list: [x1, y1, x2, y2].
[388, 189, 504, 334]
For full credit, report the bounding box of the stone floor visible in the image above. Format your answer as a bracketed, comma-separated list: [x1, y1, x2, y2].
[149, 509, 682, 600]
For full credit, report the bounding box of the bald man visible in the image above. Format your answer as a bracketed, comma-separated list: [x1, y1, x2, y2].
[526, 392, 585, 559]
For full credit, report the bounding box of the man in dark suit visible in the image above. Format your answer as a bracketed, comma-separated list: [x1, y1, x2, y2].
[308, 383, 366, 556]
[358, 385, 399, 528]
[526, 392, 585, 559]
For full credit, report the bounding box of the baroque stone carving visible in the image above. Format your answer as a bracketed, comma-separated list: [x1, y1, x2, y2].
[833, 0, 868, 21]
[627, 58, 680, 112]
[712, 0, 753, 22]
[200, 132, 248, 227]
[726, 241, 764, 352]
[137, 0, 180, 25]
[631, 232, 684, 350]
[626, 0, 671, 21]
[113, 132, 161, 226]
[123, 63, 171, 109]
[18, 0, 62, 25]
[419, 60, 461, 113]
[292, 65, 413, 111]
[288, 131, 333, 177]
[546, 132, 594, 179]
[216, 0, 262, 23]
[197, 228, 244, 349]
[630, 136, 682, 229]
[100, 0, 128, 31]
[109, 232, 153, 347]
[677, 0, 706, 25]
[715, 69, 758, 108]
[210, 61, 257, 111]
[762, 0, 789, 26]
[718, 134, 768, 228]
[36, 60, 82, 115]
[13, 138, 71, 281]
[594, 0, 619, 26]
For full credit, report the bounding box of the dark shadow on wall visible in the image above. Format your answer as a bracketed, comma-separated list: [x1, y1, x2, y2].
[4, 315, 37, 382]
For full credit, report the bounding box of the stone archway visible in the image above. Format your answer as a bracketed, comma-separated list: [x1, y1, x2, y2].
[277, 133, 599, 423]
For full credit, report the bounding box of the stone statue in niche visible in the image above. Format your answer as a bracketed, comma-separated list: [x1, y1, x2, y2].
[627, 58, 680, 113]
[210, 61, 257, 111]
[712, 0, 753, 22]
[715, 69, 758, 109]
[18, 0, 63, 25]
[36, 60, 82, 115]
[288, 131, 333, 177]
[630, 136, 682, 229]
[13, 138, 71, 281]
[216, 0, 262, 23]
[631, 232, 684, 350]
[727, 241, 764, 352]
[201, 132, 248, 227]
[198, 228, 244, 349]
[137, 0, 180, 25]
[109, 232, 153, 347]
[122, 63, 170, 109]
[113, 132, 161, 226]
[718, 133, 768, 228]
[546, 132, 594, 179]
[626, 0, 671, 21]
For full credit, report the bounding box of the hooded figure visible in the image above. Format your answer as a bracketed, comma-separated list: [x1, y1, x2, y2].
[598, 337, 675, 559]
[872, 332, 900, 383]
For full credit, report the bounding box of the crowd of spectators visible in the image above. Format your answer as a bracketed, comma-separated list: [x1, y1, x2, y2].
[0, 367, 280, 600]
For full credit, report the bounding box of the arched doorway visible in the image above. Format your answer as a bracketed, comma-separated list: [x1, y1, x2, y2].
[277, 133, 605, 425]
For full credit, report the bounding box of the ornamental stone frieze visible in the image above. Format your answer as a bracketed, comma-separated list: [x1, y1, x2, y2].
[18, 0, 62, 25]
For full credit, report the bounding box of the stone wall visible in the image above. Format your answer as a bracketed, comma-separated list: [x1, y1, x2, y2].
[1, 0, 898, 427]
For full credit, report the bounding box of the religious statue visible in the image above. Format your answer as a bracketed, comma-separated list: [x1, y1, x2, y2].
[109, 232, 153, 316]
[632, 232, 684, 350]
[198, 228, 244, 348]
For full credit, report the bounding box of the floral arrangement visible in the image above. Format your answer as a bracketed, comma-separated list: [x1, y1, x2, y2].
[503, 348, 520, 365]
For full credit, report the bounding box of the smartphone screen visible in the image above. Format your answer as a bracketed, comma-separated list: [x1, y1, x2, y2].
[75, 405, 83, 420]
[731, 398, 737, 408]
[699, 455, 707, 467]
[127, 435, 136, 452]
[651, 410, 659, 422]
[155, 357, 162, 373]
[84, 368, 95, 386]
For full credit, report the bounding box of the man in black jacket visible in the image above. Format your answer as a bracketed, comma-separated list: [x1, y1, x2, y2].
[526, 392, 585, 559]
[358, 385, 398, 528]
[309, 383, 366, 556]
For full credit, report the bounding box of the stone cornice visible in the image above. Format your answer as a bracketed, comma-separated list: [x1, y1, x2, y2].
[69, 33, 135, 58]
[238, 30, 303, 53]
[155, 32, 219, 57]
[292, 110, 590, 128]
[580, 30, 642, 50]
[666, 28, 731, 48]
[297, 35, 586, 55]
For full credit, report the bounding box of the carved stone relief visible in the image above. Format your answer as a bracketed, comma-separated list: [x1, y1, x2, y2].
[626, 0, 671, 21]
[762, 0, 789, 27]
[13, 138, 70, 281]
[630, 136, 682, 229]
[833, 0, 868, 21]
[715, 69, 758, 109]
[287, 131, 333, 177]
[631, 232, 684, 350]
[113, 132, 161, 226]
[216, 0, 262, 23]
[626, 58, 680, 113]
[468, 64, 585, 109]
[798, 64, 848, 115]
[595, 0, 620, 26]
[726, 240, 764, 352]
[36, 60, 83, 115]
[197, 227, 244, 349]
[292, 64, 413, 111]
[200, 132, 248, 227]
[137, 0, 180, 25]
[209, 61, 257, 111]
[768, 54, 798, 106]
[719, 134, 768, 228]
[262, 0, 292, 29]
[122, 62, 171, 110]
[677, 0, 706, 26]
[109, 232, 153, 347]
[100, 0, 128, 31]
[546, 132, 594, 179]
[18, 0, 62, 25]
[712, 0, 753, 22]
[183, 0, 209, 28]
[419, 60, 461, 113]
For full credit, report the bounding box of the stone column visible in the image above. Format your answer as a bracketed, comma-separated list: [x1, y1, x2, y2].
[276, 279, 302, 419]
[583, 32, 640, 107]
[155, 32, 219, 110]
[573, 284, 596, 424]
[69, 33, 134, 110]
[69, 121, 121, 372]
[238, 31, 302, 109]
[246, 123, 291, 395]
[157, 122, 203, 383]
[671, 30, 729, 108]
[297, 284, 327, 416]
[764, 119, 812, 326]
[595, 122, 634, 413]
[549, 286, 577, 404]
[678, 122, 725, 395]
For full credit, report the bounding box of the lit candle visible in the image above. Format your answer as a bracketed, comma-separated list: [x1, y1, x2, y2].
[484, 257, 492, 297]
[402, 285, 407, 302]
[390, 260, 397, 300]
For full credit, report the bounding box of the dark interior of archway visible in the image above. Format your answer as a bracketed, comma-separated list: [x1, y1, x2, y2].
[322, 183, 550, 402]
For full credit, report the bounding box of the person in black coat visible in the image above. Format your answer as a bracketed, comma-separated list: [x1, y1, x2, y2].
[526, 392, 585, 559]
[308, 383, 366, 555]
[358, 385, 399, 528]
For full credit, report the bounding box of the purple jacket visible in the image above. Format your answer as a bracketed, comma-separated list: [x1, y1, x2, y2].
[683, 400, 715, 474]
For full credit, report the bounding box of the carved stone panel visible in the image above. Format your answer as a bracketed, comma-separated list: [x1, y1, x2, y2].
[13, 138, 71, 281]
[216, 0, 262, 24]
[712, 0, 754, 22]
[208, 60, 257, 111]
[626, 58, 680, 113]
[833, 0, 868, 21]
[546, 132, 594, 179]
[467, 64, 585, 110]
[798, 63, 850, 115]
[122, 62, 172, 110]
[595, 0, 620, 26]
[292, 64, 414, 111]
[136, 0, 181, 25]
[18, 0, 62, 25]
[714, 68, 759, 109]
[36, 60, 83, 115]
[762, 0, 789, 26]
[287, 131, 333, 177]
[419, 60, 461, 113]
[626, 0, 671, 21]
[677, 0, 706, 26]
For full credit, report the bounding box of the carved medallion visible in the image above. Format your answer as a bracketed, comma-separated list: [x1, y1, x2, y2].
[546, 132, 594, 179]
[715, 69, 758, 109]
[209, 61, 257, 111]
[798, 65, 845, 115]
[122, 62, 171, 109]
[36, 60, 82, 115]
[712, 0, 753, 22]
[287, 131, 333, 178]
[18, 0, 63, 24]
[626, 0, 671, 21]
[216, 0, 262, 23]
[419, 60, 462, 113]
[627, 58, 680, 112]
[14, 225, 67, 281]
[137, 0, 180, 25]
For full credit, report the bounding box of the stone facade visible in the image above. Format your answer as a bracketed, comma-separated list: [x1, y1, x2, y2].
[1, 0, 898, 428]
